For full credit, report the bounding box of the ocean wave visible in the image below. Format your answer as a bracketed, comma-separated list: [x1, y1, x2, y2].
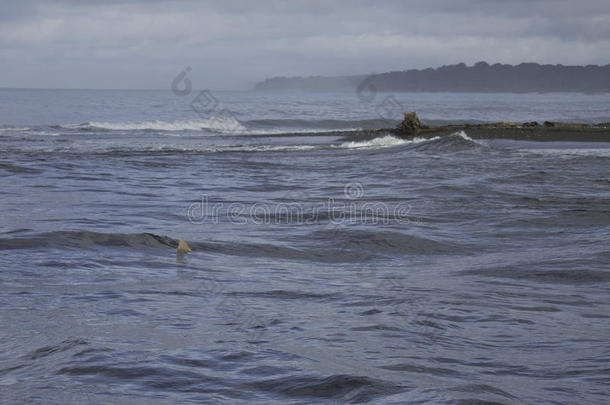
[0, 162, 44, 174]
[78, 117, 247, 133]
[309, 228, 463, 255]
[238, 127, 362, 135]
[0, 228, 458, 261]
[156, 144, 319, 153]
[1, 117, 396, 136]
[0, 231, 176, 251]
[461, 265, 610, 284]
[246, 374, 404, 402]
[338, 135, 425, 149]
[522, 148, 610, 157]
[234, 144, 318, 152]
[124, 136, 413, 153]
[244, 118, 399, 130]
[410, 131, 484, 152]
[0, 133, 483, 155]
[0, 126, 30, 132]
[454, 130, 474, 141]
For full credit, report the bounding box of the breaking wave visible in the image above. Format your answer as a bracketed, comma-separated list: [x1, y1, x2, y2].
[410, 131, 484, 151]
[339, 135, 411, 149]
[337, 133, 479, 150]
[1, 131, 487, 155]
[78, 117, 247, 132]
[244, 118, 400, 130]
[0, 126, 30, 132]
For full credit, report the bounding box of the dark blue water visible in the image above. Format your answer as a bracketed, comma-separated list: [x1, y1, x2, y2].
[1, 89, 609, 404]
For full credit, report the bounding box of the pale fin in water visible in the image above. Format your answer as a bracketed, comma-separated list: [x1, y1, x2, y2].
[177, 238, 192, 254]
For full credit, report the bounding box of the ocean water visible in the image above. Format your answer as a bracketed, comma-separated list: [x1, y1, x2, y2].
[1, 89, 609, 404]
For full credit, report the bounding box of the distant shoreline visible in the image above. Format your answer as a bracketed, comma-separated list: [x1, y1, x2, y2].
[254, 62, 610, 93]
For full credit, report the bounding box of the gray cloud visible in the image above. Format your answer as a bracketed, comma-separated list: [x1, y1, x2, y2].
[0, 0, 608, 89]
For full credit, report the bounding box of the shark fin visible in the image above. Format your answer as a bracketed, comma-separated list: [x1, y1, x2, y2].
[177, 238, 192, 254]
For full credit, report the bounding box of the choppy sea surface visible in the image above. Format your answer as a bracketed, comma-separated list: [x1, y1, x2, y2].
[1, 89, 609, 404]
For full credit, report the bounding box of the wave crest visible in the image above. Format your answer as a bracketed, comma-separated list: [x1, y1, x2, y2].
[0, 231, 176, 251]
[411, 131, 483, 151]
[339, 135, 423, 149]
[81, 117, 246, 132]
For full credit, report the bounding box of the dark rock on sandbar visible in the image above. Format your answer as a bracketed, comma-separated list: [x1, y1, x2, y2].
[243, 111, 610, 143]
[398, 112, 422, 136]
[392, 111, 610, 142]
[523, 121, 539, 127]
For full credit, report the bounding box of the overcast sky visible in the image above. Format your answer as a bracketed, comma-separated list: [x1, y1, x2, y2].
[1, 0, 609, 90]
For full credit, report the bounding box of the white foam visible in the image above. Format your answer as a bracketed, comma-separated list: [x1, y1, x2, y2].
[523, 148, 610, 157]
[0, 127, 29, 132]
[130, 144, 320, 153]
[453, 130, 473, 141]
[228, 144, 318, 152]
[338, 135, 432, 149]
[243, 127, 362, 135]
[84, 117, 246, 133]
[21, 130, 62, 136]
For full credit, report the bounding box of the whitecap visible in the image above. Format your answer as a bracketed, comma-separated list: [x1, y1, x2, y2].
[338, 135, 434, 149]
[81, 117, 246, 133]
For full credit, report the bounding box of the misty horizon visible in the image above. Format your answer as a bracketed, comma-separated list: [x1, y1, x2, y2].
[1, 0, 609, 90]
[2, 60, 610, 92]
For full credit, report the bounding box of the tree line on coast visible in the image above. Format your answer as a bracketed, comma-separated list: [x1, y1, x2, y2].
[254, 62, 610, 93]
